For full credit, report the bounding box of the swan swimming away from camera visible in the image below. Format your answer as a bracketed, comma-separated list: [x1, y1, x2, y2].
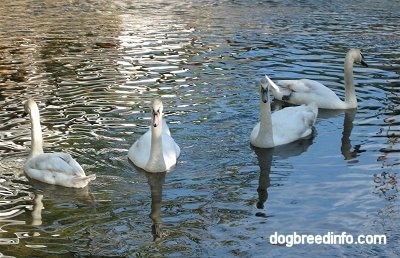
[128, 99, 180, 172]
[268, 48, 368, 109]
[250, 78, 318, 148]
[24, 99, 96, 188]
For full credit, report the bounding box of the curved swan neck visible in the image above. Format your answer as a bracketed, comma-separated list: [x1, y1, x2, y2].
[344, 53, 357, 108]
[29, 107, 44, 157]
[256, 100, 274, 146]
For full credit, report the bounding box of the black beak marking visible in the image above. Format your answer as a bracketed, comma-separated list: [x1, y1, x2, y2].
[360, 53, 368, 67]
[361, 59, 368, 67]
[152, 110, 158, 127]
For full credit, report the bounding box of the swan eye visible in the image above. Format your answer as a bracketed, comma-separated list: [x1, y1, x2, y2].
[152, 108, 161, 116]
[261, 86, 268, 94]
[259, 84, 267, 93]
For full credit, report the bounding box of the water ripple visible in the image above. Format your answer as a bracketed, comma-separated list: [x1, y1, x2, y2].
[0, 0, 400, 257]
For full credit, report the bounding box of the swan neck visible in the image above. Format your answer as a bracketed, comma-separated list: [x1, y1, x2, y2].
[257, 100, 274, 146]
[30, 109, 44, 156]
[344, 54, 357, 107]
[147, 121, 165, 171]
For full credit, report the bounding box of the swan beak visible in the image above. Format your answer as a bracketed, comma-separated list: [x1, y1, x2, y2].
[360, 59, 368, 67]
[261, 87, 269, 103]
[152, 110, 160, 127]
[259, 79, 269, 103]
[360, 53, 368, 67]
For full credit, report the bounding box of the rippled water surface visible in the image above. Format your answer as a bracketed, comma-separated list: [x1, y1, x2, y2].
[1, 0, 400, 257]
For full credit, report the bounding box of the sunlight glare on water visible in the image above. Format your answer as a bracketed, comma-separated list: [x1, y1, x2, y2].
[0, 0, 399, 257]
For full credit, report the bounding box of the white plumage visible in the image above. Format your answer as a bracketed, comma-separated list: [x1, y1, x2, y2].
[24, 99, 96, 188]
[128, 99, 180, 172]
[250, 78, 318, 148]
[268, 49, 368, 109]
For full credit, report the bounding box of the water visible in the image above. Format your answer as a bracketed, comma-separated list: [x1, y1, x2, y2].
[0, 0, 399, 257]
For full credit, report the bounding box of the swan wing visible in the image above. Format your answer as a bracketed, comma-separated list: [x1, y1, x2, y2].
[162, 134, 180, 170]
[162, 119, 171, 136]
[25, 153, 85, 176]
[278, 79, 316, 92]
[268, 79, 310, 100]
[273, 79, 343, 108]
[24, 153, 95, 188]
[128, 129, 152, 169]
[249, 122, 261, 145]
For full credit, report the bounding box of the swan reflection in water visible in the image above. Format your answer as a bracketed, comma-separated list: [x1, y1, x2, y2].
[252, 147, 273, 213]
[144, 171, 166, 241]
[252, 135, 314, 217]
[28, 178, 95, 226]
[340, 109, 365, 161]
[129, 160, 167, 241]
[317, 108, 364, 161]
[251, 107, 363, 216]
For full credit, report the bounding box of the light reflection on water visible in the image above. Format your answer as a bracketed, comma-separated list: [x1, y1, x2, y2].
[0, 0, 400, 257]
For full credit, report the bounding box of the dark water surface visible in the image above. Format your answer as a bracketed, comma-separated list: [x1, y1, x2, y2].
[1, 0, 399, 257]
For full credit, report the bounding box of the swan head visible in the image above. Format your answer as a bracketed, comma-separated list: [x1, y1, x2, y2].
[24, 99, 39, 116]
[151, 98, 164, 127]
[348, 49, 368, 67]
[258, 78, 269, 103]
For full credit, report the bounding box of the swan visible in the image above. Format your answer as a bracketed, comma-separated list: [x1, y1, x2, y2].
[24, 99, 96, 188]
[250, 78, 318, 148]
[268, 49, 368, 109]
[128, 99, 180, 172]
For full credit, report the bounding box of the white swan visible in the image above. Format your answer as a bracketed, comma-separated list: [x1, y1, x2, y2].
[250, 78, 318, 148]
[24, 99, 96, 188]
[128, 99, 180, 172]
[268, 49, 368, 109]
